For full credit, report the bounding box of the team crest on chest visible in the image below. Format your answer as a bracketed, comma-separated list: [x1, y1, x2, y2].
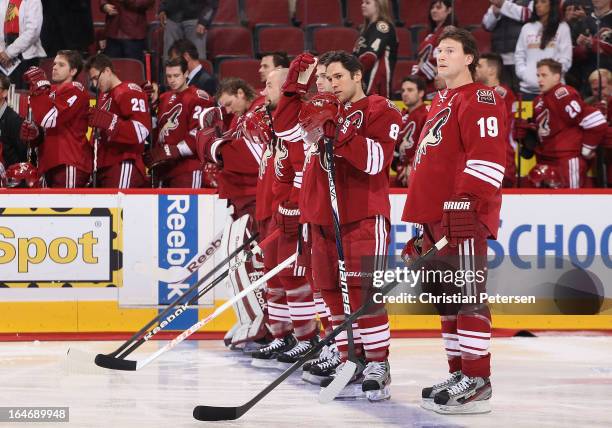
[401, 120, 417, 149]
[259, 143, 274, 179]
[413, 107, 450, 167]
[159, 104, 183, 143]
[274, 141, 289, 178]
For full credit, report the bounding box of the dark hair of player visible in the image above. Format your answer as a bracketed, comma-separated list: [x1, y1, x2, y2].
[536, 58, 562, 75]
[259, 51, 290, 68]
[529, 0, 561, 50]
[57, 50, 84, 77]
[438, 26, 479, 77]
[165, 56, 188, 74]
[401, 75, 426, 93]
[319, 50, 363, 78]
[480, 52, 504, 81]
[168, 38, 199, 60]
[428, 0, 457, 32]
[84, 53, 114, 74]
[0, 73, 9, 90]
[318, 51, 334, 66]
[216, 77, 257, 101]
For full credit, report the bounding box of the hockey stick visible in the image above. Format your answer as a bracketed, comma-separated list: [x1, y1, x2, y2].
[516, 95, 523, 187]
[594, 17, 608, 188]
[193, 236, 449, 421]
[81, 230, 262, 368]
[317, 135, 358, 403]
[91, 70, 102, 188]
[144, 51, 157, 188]
[101, 252, 296, 371]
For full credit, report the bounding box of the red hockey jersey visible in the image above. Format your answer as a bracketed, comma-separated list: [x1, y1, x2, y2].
[255, 137, 277, 221]
[274, 138, 307, 206]
[95, 82, 152, 173]
[275, 93, 402, 226]
[398, 103, 429, 168]
[403, 83, 508, 238]
[533, 83, 607, 159]
[30, 81, 92, 174]
[156, 86, 214, 179]
[412, 26, 445, 93]
[493, 84, 517, 184]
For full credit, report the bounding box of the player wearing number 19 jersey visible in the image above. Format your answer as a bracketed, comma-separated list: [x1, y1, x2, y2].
[402, 27, 507, 414]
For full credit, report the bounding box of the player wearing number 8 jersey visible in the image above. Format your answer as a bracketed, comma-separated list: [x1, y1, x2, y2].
[402, 27, 507, 414]
[85, 54, 152, 188]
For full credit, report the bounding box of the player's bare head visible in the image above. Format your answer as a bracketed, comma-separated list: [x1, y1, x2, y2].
[401, 76, 426, 108]
[536, 58, 562, 93]
[217, 77, 257, 115]
[476, 53, 503, 86]
[436, 26, 479, 85]
[258, 52, 289, 83]
[429, 0, 454, 30]
[0, 74, 9, 102]
[263, 68, 287, 109]
[323, 51, 364, 103]
[588, 69, 611, 98]
[165, 57, 189, 92]
[53, 50, 83, 84]
[316, 52, 333, 93]
[85, 54, 115, 92]
[168, 38, 199, 63]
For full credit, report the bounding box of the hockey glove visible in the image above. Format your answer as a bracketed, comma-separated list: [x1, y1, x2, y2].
[401, 235, 422, 265]
[581, 144, 596, 160]
[441, 197, 477, 247]
[282, 53, 317, 95]
[88, 107, 119, 138]
[23, 67, 51, 96]
[143, 144, 181, 169]
[199, 106, 224, 136]
[274, 200, 301, 237]
[323, 112, 357, 148]
[202, 162, 220, 188]
[19, 120, 40, 143]
[513, 118, 536, 141]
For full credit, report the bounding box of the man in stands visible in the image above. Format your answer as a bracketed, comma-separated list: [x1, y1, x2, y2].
[168, 38, 218, 96]
[258, 51, 290, 84]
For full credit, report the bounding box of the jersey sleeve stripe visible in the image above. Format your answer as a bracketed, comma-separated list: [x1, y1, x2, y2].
[243, 138, 263, 163]
[466, 159, 505, 174]
[464, 167, 502, 189]
[132, 120, 149, 143]
[275, 123, 304, 142]
[466, 163, 505, 182]
[580, 111, 607, 128]
[41, 107, 58, 128]
[177, 140, 194, 157]
[365, 138, 384, 175]
[210, 138, 224, 163]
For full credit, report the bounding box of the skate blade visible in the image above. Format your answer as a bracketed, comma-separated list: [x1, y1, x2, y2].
[434, 399, 491, 414]
[301, 371, 327, 385]
[366, 385, 391, 402]
[276, 360, 298, 370]
[251, 358, 281, 369]
[330, 383, 367, 401]
[421, 398, 436, 411]
[318, 360, 357, 404]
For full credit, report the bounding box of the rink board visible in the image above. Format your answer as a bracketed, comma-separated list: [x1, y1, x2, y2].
[0, 189, 610, 334]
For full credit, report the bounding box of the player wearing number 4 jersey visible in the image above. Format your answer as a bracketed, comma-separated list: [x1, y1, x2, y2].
[403, 27, 507, 414]
[144, 57, 214, 188]
[86, 54, 152, 188]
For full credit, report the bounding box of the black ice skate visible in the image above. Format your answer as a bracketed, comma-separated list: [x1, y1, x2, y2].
[276, 336, 319, 369]
[250, 334, 297, 369]
[302, 344, 341, 385]
[434, 375, 492, 414]
[421, 370, 462, 410]
[361, 360, 391, 401]
[319, 358, 366, 400]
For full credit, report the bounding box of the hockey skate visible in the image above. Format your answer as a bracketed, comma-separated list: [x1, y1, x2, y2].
[251, 334, 297, 369]
[421, 371, 462, 410]
[434, 375, 492, 414]
[319, 358, 366, 400]
[302, 344, 340, 384]
[362, 360, 391, 402]
[276, 336, 319, 369]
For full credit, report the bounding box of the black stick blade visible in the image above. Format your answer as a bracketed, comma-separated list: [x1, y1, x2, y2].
[94, 354, 137, 371]
[193, 405, 241, 421]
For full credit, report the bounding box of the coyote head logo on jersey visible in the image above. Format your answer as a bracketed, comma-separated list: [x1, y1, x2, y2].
[159, 104, 183, 143]
[274, 141, 289, 179]
[258, 142, 275, 179]
[413, 107, 450, 168]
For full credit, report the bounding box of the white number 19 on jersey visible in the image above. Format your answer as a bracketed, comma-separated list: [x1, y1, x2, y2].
[477, 117, 498, 138]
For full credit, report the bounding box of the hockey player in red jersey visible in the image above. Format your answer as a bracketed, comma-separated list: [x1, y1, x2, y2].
[517, 59, 607, 188]
[86, 54, 151, 188]
[248, 69, 320, 369]
[395, 75, 428, 187]
[283, 51, 401, 401]
[403, 27, 507, 414]
[353, 0, 398, 98]
[22, 50, 92, 187]
[144, 57, 214, 187]
[476, 52, 518, 187]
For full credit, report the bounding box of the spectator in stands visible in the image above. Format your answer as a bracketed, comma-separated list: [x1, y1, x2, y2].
[100, 0, 154, 63]
[353, 0, 398, 98]
[482, 0, 533, 93]
[0, 73, 27, 167]
[514, 0, 572, 100]
[585, 68, 611, 104]
[168, 38, 218, 96]
[574, 0, 612, 86]
[41, 0, 94, 58]
[412, 0, 456, 94]
[159, 0, 217, 61]
[563, 0, 592, 92]
[258, 51, 290, 84]
[0, 0, 46, 89]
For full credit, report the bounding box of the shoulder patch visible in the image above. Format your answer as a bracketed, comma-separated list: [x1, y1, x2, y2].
[128, 83, 143, 92]
[72, 81, 85, 91]
[494, 85, 507, 98]
[554, 86, 569, 99]
[196, 89, 210, 100]
[376, 21, 390, 33]
[476, 89, 496, 105]
[386, 98, 401, 113]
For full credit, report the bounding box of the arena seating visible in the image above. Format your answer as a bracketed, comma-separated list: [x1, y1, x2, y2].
[256, 25, 305, 56]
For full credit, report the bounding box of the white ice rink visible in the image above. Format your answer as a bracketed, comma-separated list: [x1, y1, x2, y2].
[1, 336, 611, 427]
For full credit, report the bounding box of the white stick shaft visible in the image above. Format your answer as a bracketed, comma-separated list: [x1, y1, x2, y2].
[136, 253, 296, 369]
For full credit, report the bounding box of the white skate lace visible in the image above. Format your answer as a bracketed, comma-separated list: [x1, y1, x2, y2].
[286, 340, 312, 357]
[262, 338, 284, 352]
[446, 376, 474, 396]
[363, 361, 386, 379]
[317, 349, 341, 370]
[433, 371, 461, 390]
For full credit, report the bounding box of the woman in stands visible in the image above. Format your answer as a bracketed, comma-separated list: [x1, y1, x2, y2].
[353, 0, 398, 98]
[412, 0, 456, 94]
